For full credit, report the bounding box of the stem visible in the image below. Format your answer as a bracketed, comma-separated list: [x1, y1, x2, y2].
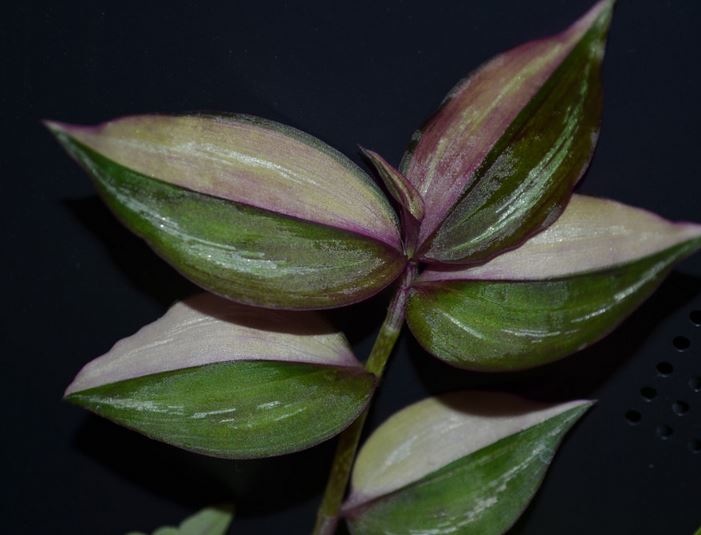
[312, 263, 417, 535]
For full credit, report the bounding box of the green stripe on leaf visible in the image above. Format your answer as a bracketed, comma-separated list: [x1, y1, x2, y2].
[345, 393, 591, 535]
[68, 360, 374, 459]
[400, 1, 614, 264]
[52, 133, 405, 310]
[65, 294, 375, 458]
[408, 240, 701, 371]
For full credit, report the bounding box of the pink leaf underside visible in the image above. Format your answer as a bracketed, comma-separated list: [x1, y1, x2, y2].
[402, 0, 613, 247]
[419, 194, 701, 283]
[361, 148, 425, 223]
[47, 115, 401, 250]
[344, 392, 591, 510]
[65, 293, 360, 396]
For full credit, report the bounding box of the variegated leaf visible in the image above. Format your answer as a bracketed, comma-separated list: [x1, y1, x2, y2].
[344, 392, 591, 535]
[66, 293, 375, 458]
[362, 147, 425, 256]
[407, 195, 701, 371]
[402, 0, 614, 264]
[47, 115, 405, 309]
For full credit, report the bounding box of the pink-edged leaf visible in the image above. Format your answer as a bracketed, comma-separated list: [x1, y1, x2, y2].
[66, 293, 361, 395]
[48, 114, 401, 250]
[65, 293, 376, 458]
[407, 196, 701, 370]
[420, 195, 701, 282]
[361, 148, 424, 256]
[402, 0, 614, 264]
[47, 115, 406, 309]
[344, 392, 592, 535]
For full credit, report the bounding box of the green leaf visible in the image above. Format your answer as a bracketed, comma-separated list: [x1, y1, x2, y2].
[344, 392, 591, 535]
[66, 294, 375, 458]
[127, 504, 234, 535]
[47, 115, 405, 309]
[407, 196, 701, 371]
[400, 0, 614, 264]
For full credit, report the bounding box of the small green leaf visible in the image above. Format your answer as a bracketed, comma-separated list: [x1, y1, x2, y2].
[407, 196, 701, 371]
[66, 294, 375, 458]
[47, 115, 405, 309]
[344, 392, 591, 535]
[401, 0, 614, 264]
[128, 504, 234, 535]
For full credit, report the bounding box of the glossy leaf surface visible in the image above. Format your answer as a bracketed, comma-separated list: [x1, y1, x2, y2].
[48, 116, 405, 309]
[66, 294, 375, 458]
[401, 0, 613, 264]
[407, 196, 701, 371]
[345, 392, 591, 535]
[362, 148, 424, 223]
[362, 148, 425, 257]
[127, 505, 234, 535]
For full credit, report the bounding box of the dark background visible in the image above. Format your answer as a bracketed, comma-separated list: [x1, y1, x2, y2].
[4, 1, 701, 533]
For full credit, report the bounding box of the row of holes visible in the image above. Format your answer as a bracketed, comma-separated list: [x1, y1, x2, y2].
[671, 310, 699, 350]
[624, 310, 699, 452]
[690, 310, 701, 326]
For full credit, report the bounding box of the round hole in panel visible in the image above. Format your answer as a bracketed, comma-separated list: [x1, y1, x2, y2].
[673, 336, 691, 351]
[641, 386, 657, 401]
[657, 362, 674, 376]
[625, 410, 642, 425]
[690, 377, 701, 392]
[690, 310, 701, 326]
[672, 400, 690, 415]
[656, 424, 674, 440]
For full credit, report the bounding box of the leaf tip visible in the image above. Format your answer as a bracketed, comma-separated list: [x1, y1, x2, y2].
[559, 399, 596, 426]
[43, 119, 84, 138]
[62, 390, 82, 407]
[566, 0, 615, 49]
[585, 0, 616, 32]
[43, 119, 69, 141]
[43, 119, 85, 155]
[575, 398, 597, 412]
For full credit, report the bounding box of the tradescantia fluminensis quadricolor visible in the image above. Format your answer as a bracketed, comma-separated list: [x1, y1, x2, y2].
[46, 1, 701, 534]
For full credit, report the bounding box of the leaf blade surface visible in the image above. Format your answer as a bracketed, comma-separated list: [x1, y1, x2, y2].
[401, 1, 614, 263]
[408, 196, 701, 370]
[66, 294, 375, 458]
[345, 392, 591, 535]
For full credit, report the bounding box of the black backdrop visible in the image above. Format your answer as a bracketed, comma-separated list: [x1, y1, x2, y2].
[4, 1, 701, 533]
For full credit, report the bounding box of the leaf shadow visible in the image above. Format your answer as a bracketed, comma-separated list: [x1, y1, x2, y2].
[406, 271, 701, 403]
[63, 195, 365, 521]
[328, 289, 392, 351]
[64, 195, 391, 342]
[63, 196, 198, 307]
[73, 414, 336, 517]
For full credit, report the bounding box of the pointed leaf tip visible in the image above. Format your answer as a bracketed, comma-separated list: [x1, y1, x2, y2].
[409, 196, 701, 371]
[402, 0, 615, 264]
[66, 294, 376, 458]
[47, 115, 401, 248]
[48, 115, 406, 309]
[361, 147, 425, 256]
[360, 147, 424, 223]
[345, 392, 591, 534]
